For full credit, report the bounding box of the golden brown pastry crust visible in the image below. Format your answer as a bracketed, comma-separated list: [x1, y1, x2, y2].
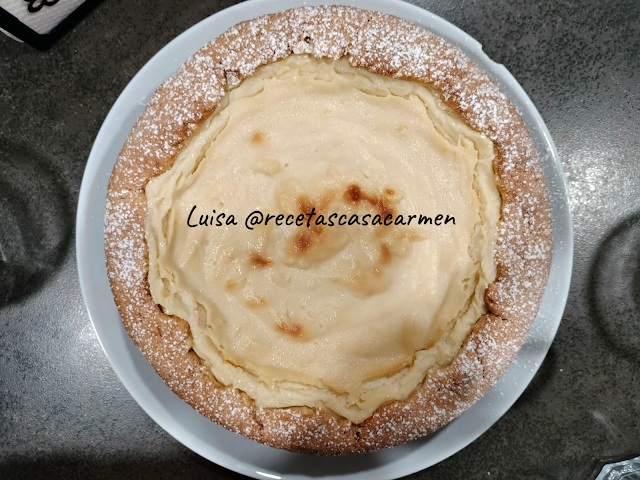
[104, 6, 552, 454]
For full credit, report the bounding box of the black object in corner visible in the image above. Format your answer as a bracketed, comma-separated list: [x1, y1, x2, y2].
[0, 0, 104, 51]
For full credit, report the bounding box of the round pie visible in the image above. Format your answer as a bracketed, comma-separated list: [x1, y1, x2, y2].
[105, 6, 552, 454]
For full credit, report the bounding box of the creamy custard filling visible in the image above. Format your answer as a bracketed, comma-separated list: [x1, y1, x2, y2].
[145, 55, 501, 423]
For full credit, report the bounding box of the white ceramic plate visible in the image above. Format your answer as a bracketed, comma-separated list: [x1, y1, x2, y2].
[76, 0, 573, 478]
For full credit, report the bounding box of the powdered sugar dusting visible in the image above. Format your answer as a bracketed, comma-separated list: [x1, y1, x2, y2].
[104, 6, 552, 453]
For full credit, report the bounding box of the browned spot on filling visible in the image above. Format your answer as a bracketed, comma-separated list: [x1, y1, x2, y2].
[297, 194, 315, 215]
[371, 196, 394, 219]
[250, 252, 273, 268]
[276, 320, 303, 337]
[225, 280, 238, 291]
[344, 184, 361, 203]
[343, 184, 394, 219]
[380, 243, 392, 264]
[287, 192, 337, 258]
[294, 231, 311, 253]
[251, 131, 266, 145]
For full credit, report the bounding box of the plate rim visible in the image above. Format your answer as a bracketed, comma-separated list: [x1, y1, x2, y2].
[76, 0, 574, 478]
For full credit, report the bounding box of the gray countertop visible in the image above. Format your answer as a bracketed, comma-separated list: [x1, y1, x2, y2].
[1, 0, 639, 478]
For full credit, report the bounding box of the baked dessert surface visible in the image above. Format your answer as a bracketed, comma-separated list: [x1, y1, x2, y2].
[105, 5, 552, 454]
[145, 54, 502, 424]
